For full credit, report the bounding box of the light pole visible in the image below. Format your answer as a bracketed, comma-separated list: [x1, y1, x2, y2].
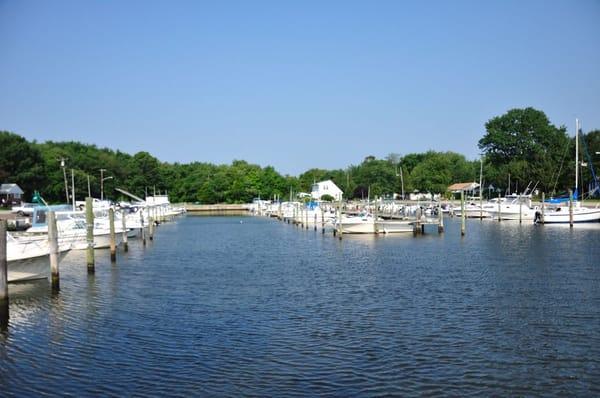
[59, 157, 69, 203]
[396, 163, 404, 200]
[100, 169, 113, 201]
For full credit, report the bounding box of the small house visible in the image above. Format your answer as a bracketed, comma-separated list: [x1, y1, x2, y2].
[311, 180, 343, 201]
[0, 183, 24, 206]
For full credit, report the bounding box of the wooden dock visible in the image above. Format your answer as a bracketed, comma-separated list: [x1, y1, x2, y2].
[183, 203, 251, 214]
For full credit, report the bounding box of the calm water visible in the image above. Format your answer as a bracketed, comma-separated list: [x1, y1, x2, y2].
[1, 216, 600, 396]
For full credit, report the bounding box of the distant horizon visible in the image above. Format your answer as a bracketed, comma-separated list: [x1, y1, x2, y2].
[1, 1, 599, 175]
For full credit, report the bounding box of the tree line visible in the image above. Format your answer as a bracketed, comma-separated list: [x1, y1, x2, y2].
[1, 108, 599, 204]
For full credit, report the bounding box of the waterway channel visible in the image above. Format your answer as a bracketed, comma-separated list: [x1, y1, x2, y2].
[1, 216, 599, 396]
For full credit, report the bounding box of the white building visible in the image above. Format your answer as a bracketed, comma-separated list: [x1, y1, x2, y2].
[1, 183, 24, 205]
[310, 180, 343, 201]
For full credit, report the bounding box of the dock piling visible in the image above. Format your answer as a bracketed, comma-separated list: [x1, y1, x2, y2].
[86, 197, 95, 273]
[140, 210, 146, 245]
[519, 194, 522, 224]
[461, 191, 466, 236]
[569, 190, 574, 228]
[48, 211, 60, 291]
[321, 207, 325, 234]
[337, 201, 343, 239]
[541, 192, 545, 224]
[0, 220, 9, 328]
[122, 210, 128, 252]
[148, 208, 154, 241]
[438, 202, 444, 233]
[109, 208, 116, 262]
[497, 191, 502, 222]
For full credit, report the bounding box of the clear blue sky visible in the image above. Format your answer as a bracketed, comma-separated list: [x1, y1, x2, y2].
[1, 0, 599, 176]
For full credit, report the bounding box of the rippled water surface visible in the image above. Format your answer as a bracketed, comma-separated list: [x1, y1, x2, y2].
[1, 216, 600, 396]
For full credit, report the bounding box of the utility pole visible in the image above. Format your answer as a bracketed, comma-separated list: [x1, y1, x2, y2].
[100, 169, 106, 201]
[60, 157, 69, 203]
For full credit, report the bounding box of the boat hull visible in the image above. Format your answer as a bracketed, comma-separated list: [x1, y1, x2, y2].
[536, 207, 600, 223]
[378, 220, 414, 233]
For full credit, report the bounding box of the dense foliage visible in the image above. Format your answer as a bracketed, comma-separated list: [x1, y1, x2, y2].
[1, 108, 598, 204]
[478, 108, 572, 194]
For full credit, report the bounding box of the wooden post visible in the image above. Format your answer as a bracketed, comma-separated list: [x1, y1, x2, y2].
[293, 205, 297, 226]
[438, 202, 444, 233]
[305, 206, 309, 230]
[541, 192, 545, 224]
[140, 209, 146, 245]
[519, 194, 522, 224]
[497, 191, 501, 222]
[374, 205, 379, 234]
[121, 210, 128, 252]
[569, 189, 574, 228]
[480, 190, 483, 219]
[321, 207, 325, 234]
[337, 201, 343, 240]
[48, 211, 60, 291]
[148, 207, 154, 241]
[86, 197, 95, 273]
[461, 190, 466, 236]
[0, 220, 9, 328]
[109, 208, 116, 262]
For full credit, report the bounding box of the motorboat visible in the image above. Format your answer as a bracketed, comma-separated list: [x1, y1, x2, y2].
[486, 194, 539, 221]
[335, 212, 413, 234]
[452, 201, 490, 218]
[7, 233, 70, 282]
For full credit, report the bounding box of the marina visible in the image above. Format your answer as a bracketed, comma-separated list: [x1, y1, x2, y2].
[1, 2, 599, 395]
[1, 214, 599, 396]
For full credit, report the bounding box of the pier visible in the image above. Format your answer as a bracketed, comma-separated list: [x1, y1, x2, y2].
[183, 203, 251, 214]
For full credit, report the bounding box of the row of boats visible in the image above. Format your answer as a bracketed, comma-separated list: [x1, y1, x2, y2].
[452, 193, 600, 223]
[5, 196, 186, 283]
[251, 192, 600, 235]
[251, 200, 435, 234]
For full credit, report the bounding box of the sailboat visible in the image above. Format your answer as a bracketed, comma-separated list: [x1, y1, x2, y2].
[536, 119, 600, 223]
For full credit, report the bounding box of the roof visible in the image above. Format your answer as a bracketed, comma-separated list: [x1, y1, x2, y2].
[447, 182, 480, 192]
[0, 183, 24, 195]
[312, 180, 342, 191]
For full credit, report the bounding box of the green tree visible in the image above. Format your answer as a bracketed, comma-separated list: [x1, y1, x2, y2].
[478, 108, 570, 193]
[408, 151, 476, 193]
[128, 151, 165, 198]
[0, 131, 47, 200]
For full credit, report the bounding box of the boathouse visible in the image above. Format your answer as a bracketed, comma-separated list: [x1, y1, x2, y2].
[0, 183, 24, 206]
[311, 180, 343, 201]
[447, 182, 480, 199]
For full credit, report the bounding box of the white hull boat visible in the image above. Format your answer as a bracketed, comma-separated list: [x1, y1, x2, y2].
[336, 213, 414, 234]
[486, 195, 539, 221]
[453, 203, 489, 218]
[536, 204, 600, 223]
[7, 234, 70, 282]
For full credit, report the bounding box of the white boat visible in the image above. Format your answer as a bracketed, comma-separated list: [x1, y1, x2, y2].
[486, 194, 539, 221]
[7, 233, 70, 282]
[453, 201, 489, 218]
[377, 219, 414, 233]
[336, 213, 377, 234]
[335, 212, 413, 234]
[26, 206, 126, 249]
[536, 119, 600, 224]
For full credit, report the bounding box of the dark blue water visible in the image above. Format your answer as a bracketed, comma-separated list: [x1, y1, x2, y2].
[1, 216, 600, 396]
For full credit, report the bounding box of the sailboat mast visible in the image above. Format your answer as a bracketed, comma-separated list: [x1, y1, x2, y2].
[575, 118, 579, 196]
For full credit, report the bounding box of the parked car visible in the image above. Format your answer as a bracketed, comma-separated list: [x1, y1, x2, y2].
[11, 203, 37, 216]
